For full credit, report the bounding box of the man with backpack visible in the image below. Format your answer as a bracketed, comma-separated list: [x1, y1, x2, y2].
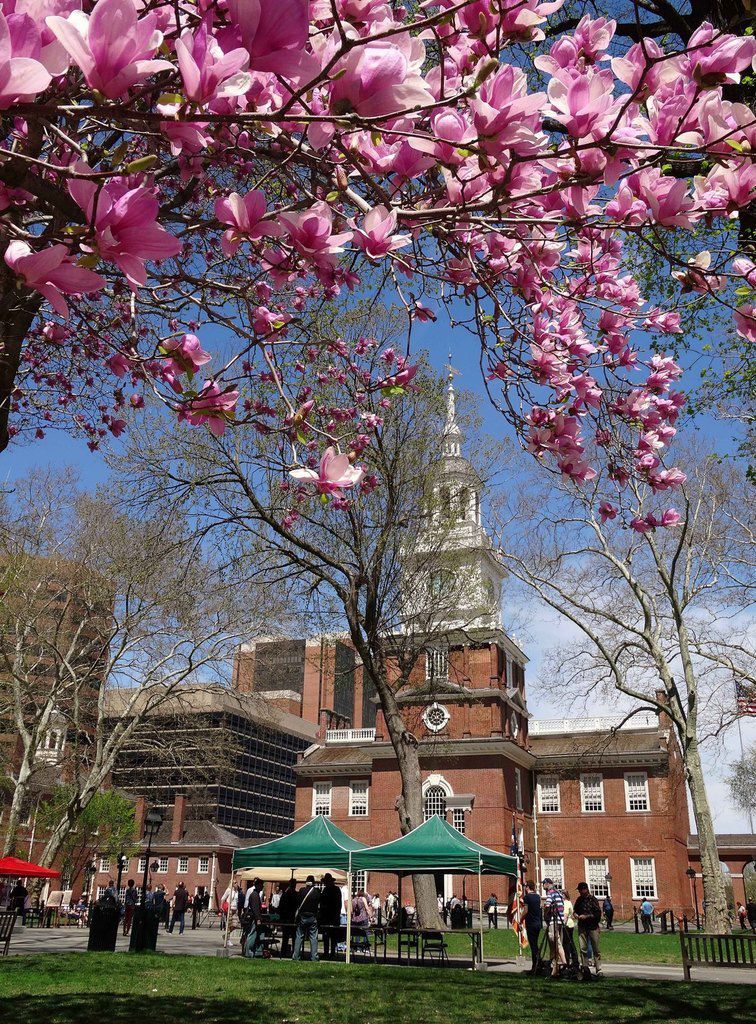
[575, 881, 604, 980]
[292, 875, 320, 961]
[543, 878, 566, 979]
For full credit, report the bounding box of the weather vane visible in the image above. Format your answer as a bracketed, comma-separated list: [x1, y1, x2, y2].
[444, 352, 460, 383]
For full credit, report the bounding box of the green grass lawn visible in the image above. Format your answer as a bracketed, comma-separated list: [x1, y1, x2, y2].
[0, 954, 752, 1024]
[398, 927, 685, 965]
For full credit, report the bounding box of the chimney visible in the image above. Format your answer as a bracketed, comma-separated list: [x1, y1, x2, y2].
[171, 794, 187, 843]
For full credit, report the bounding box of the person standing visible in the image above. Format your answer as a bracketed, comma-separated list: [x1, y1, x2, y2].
[602, 895, 614, 930]
[122, 879, 138, 936]
[10, 879, 28, 925]
[523, 881, 542, 975]
[561, 890, 579, 973]
[371, 891, 382, 926]
[319, 874, 342, 959]
[278, 879, 299, 957]
[243, 878, 264, 958]
[169, 882, 189, 934]
[542, 879, 565, 979]
[746, 899, 756, 932]
[292, 875, 320, 962]
[640, 897, 654, 933]
[574, 881, 604, 980]
[736, 901, 747, 930]
[270, 883, 283, 918]
[486, 893, 499, 929]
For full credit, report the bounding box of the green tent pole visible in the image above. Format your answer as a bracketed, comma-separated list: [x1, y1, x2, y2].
[346, 852, 352, 965]
[477, 855, 484, 968]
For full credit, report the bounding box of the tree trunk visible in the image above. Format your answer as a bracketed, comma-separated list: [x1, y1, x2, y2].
[684, 739, 730, 933]
[2, 759, 34, 856]
[0, 264, 42, 453]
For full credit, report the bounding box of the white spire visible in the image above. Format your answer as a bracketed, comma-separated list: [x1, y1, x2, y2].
[443, 354, 461, 457]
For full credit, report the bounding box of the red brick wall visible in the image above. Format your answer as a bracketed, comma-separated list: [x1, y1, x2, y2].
[90, 849, 235, 910]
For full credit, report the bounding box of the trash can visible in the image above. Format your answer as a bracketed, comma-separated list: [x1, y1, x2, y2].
[129, 905, 160, 953]
[87, 903, 120, 952]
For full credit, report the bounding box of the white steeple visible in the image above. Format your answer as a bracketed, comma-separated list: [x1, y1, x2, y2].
[443, 360, 462, 458]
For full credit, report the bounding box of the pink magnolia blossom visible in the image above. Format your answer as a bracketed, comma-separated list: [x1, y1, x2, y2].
[214, 189, 283, 256]
[224, 0, 314, 78]
[69, 173, 181, 289]
[289, 446, 365, 497]
[546, 69, 621, 140]
[0, 10, 52, 109]
[660, 508, 681, 527]
[353, 206, 411, 260]
[647, 467, 687, 492]
[160, 334, 211, 377]
[598, 501, 617, 523]
[499, 0, 565, 42]
[534, 15, 615, 74]
[179, 381, 239, 436]
[328, 36, 433, 119]
[630, 516, 653, 534]
[46, 0, 173, 99]
[734, 304, 756, 343]
[278, 202, 353, 269]
[106, 351, 131, 377]
[175, 19, 251, 106]
[4, 240, 105, 317]
[683, 22, 756, 88]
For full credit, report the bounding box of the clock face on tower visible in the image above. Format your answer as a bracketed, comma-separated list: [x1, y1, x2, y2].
[423, 702, 451, 733]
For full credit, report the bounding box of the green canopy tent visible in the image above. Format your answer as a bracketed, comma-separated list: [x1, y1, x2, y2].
[348, 815, 519, 966]
[227, 817, 367, 953]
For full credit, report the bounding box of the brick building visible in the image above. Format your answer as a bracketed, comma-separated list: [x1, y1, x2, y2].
[289, 378, 710, 917]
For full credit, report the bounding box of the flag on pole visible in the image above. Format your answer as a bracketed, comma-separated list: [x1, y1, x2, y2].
[508, 819, 528, 951]
[735, 681, 756, 716]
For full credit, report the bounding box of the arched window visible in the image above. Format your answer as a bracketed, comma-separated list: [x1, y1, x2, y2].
[424, 785, 447, 821]
[459, 487, 469, 520]
[440, 486, 451, 520]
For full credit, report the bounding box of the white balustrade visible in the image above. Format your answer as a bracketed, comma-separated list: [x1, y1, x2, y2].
[530, 712, 657, 735]
[325, 727, 376, 744]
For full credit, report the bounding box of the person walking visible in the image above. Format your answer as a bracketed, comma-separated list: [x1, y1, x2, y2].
[736, 902, 747, 930]
[319, 873, 342, 959]
[292, 875, 320, 961]
[523, 881, 542, 975]
[169, 882, 189, 934]
[278, 879, 299, 957]
[122, 879, 138, 936]
[640, 897, 654, 933]
[746, 899, 756, 933]
[243, 878, 264, 958]
[486, 893, 499, 929]
[602, 895, 614, 930]
[575, 881, 604, 980]
[561, 890, 579, 973]
[542, 879, 565, 979]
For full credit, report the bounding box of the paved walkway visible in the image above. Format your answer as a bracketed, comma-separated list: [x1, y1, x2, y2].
[7, 924, 756, 987]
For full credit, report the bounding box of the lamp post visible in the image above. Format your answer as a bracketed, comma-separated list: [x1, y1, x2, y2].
[130, 806, 163, 953]
[686, 867, 700, 929]
[115, 851, 127, 903]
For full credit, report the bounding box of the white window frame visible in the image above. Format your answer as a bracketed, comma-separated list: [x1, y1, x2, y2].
[514, 767, 523, 811]
[348, 780, 369, 817]
[99, 857, 110, 873]
[424, 785, 448, 821]
[351, 871, 368, 895]
[540, 858, 564, 889]
[198, 856, 210, 874]
[580, 773, 605, 813]
[537, 776, 560, 814]
[452, 808, 466, 834]
[96, 886, 107, 901]
[138, 857, 147, 873]
[312, 781, 332, 817]
[624, 772, 650, 813]
[177, 856, 189, 874]
[584, 857, 610, 899]
[426, 647, 449, 681]
[157, 857, 169, 874]
[631, 857, 658, 900]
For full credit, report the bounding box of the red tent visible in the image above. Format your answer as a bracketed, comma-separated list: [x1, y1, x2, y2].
[0, 856, 59, 879]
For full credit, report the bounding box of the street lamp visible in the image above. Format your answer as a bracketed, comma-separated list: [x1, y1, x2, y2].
[686, 867, 700, 929]
[115, 851, 128, 903]
[129, 806, 163, 953]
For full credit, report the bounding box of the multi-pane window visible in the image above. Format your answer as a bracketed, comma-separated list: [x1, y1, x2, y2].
[312, 781, 332, 817]
[157, 857, 168, 873]
[99, 857, 110, 873]
[426, 648, 449, 681]
[349, 781, 369, 817]
[117, 887, 127, 902]
[631, 858, 657, 899]
[96, 886, 106, 901]
[585, 858, 610, 898]
[198, 856, 210, 874]
[514, 768, 523, 811]
[625, 773, 650, 812]
[424, 785, 447, 821]
[581, 774, 604, 813]
[538, 777, 560, 814]
[452, 808, 466, 834]
[351, 871, 368, 895]
[138, 857, 147, 873]
[177, 857, 188, 873]
[541, 858, 564, 888]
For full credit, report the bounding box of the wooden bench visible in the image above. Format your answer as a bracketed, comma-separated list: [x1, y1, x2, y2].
[0, 910, 17, 956]
[680, 931, 756, 980]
